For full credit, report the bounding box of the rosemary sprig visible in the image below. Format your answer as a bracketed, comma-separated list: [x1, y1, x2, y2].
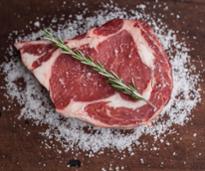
[43, 29, 155, 108]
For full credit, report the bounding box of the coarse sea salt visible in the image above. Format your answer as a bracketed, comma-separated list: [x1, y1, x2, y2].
[0, 2, 201, 154]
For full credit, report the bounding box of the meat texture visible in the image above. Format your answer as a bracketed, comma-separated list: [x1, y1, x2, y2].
[15, 19, 173, 128]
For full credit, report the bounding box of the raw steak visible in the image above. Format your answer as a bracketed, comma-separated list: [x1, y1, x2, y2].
[15, 19, 173, 128]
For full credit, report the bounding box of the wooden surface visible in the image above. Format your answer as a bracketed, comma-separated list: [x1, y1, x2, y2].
[0, 0, 205, 171]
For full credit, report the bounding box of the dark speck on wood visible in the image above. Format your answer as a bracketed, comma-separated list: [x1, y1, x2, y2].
[24, 120, 29, 125]
[67, 159, 81, 168]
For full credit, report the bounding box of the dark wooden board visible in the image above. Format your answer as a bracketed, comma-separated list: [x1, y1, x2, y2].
[0, 0, 205, 171]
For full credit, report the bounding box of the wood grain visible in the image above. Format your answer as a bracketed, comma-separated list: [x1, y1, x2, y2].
[0, 0, 204, 171]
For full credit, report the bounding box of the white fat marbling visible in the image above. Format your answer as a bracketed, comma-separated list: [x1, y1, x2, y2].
[33, 49, 61, 90]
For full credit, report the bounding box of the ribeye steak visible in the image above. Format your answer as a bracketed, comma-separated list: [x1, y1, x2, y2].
[15, 19, 173, 128]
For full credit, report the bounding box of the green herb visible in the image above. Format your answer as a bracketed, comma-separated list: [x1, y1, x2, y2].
[43, 29, 155, 108]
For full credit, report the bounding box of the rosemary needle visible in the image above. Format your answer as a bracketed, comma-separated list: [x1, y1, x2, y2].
[43, 29, 155, 108]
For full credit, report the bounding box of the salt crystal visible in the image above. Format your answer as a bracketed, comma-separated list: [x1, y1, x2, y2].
[164, 6, 168, 11]
[152, 147, 158, 151]
[2, 106, 6, 111]
[51, 18, 57, 23]
[173, 152, 177, 156]
[81, 2, 86, 6]
[115, 166, 120, 171]
[138, 4, 146, 10]
[160, 139, 164, 143]
[34, 21, 40, 28]
[140, 158, 144, 164]
[121, 166, 125, 170]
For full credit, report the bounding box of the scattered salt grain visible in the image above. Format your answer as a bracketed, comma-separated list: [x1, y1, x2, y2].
[166, 142, 170, 146]
[140, 158, 145, 164]
[152, 147, 158, 151]
[160, 139, 164, 143]
[164, 6, 168, 11]
[115, 166, 120, 171]
[160, 161, 164, 167]
[137, 4, 146, 10]
[2, 106, 6, 111]
[51, 17, 57, 23]
[81, 2, 86, 6]
[34, 21, 40, 28]
[176, 15, 180, 19]
[193, 133, 197, 137]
